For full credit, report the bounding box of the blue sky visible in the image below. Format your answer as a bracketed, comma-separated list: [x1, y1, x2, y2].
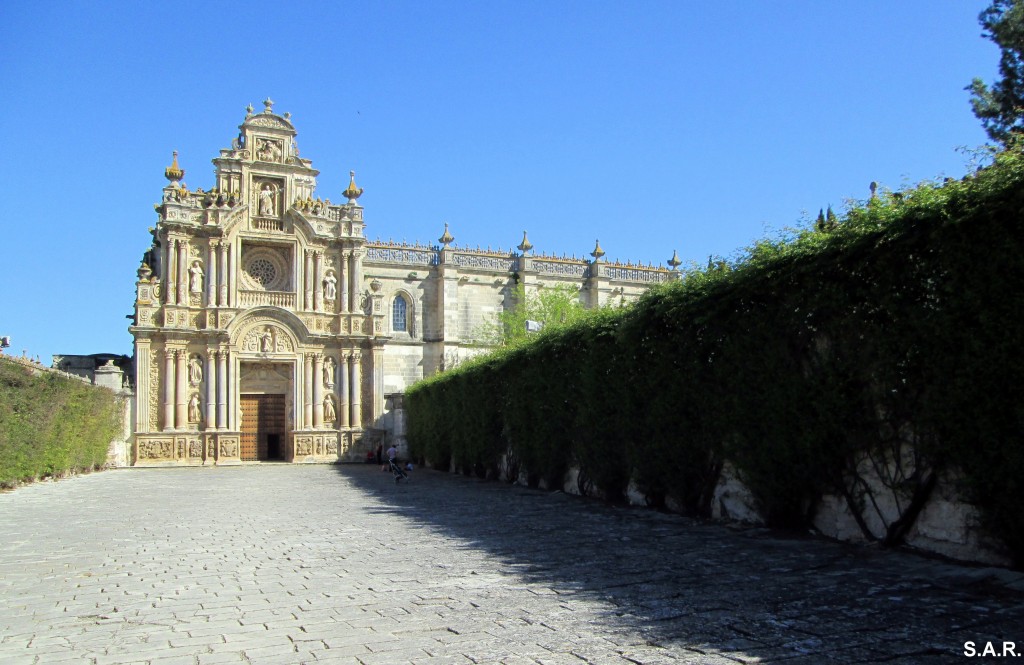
[0, 1, 999, 359]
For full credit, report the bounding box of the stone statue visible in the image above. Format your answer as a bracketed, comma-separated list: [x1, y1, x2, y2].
[323, 394, 336, 423]
[188, 394, 202, 424]
[260, 328, 274, 353]
[189, 261, 204, 293]
[188, 356, 203, 385]
[259, 184, 275, 216]
[323, 357, 336, 388]
[323, 272, 337, 301]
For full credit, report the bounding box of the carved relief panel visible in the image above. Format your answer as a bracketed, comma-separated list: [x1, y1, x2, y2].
[241, 324, 295, 354]
[255, 138, 284, 163]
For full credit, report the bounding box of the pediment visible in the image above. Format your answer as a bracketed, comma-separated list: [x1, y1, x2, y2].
[242, 113, 295, 133]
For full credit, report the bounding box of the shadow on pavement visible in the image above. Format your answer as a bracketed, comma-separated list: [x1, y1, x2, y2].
[335, 463, 1024, 663]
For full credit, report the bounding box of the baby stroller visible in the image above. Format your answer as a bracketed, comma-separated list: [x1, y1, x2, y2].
[388, 457, 409, 483]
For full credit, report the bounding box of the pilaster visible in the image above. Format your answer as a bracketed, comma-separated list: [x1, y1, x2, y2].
[303, 353, 314, 428]
[205, 349, 217, 427]
[437, 247, 461, 343]
[370, 341, 386, 423]
[217, 349, 228, 429]
[313, 353, 324, 427]
[339, 351, 350, 428]
[162, 348, 175, 431]
[175, 349, 188, 429]
[135, 340, 151, 432]
[349, 350, 362, 428]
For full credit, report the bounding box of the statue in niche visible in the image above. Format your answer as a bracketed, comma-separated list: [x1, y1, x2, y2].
[259, 184, 276, 216]
[260, 327, 275, 353]
[323, 357, 336, 388]
[323, 394, 336, 424]
[188, 394, 202, 424]
[323, 271, 337, 301]
[188, 356, 203, 385]
[189, 261, 204, 293]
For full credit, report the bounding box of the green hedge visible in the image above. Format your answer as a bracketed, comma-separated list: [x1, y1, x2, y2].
[0, 360, 123, 487]
[407, 148, 1024, 567]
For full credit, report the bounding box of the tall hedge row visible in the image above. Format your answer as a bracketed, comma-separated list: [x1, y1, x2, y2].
[0, 360, 123, 487]
[407, 149, 1024, 566]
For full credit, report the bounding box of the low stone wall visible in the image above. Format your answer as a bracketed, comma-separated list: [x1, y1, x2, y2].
[486, 448, 1011, 568]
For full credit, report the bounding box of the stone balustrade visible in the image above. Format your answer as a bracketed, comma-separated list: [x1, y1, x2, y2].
[237, 290, 296, 308]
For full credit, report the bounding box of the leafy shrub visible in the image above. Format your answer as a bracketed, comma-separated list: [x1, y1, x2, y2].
[0, 361, 122, 487]
[406, 148, 1024, 566]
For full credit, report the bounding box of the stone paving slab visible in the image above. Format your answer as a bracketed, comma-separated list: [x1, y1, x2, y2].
[0, 464, 1022, 664]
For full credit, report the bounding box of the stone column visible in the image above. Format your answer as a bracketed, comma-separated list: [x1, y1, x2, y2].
[166, 238, 177, 305]
[208, 241, 218, 307]
[304, 249, 314, 310]
[162, 348, 174, 431]
[205, 350, 217, 428]
[353, 250, 364, 313]
[135, 341, 151, 432]
[313, 251, 324, 313]
[228, 353, 237, 431]
[175, 349, 187, 429]
[219, 243, 229, 307]
[347, 252, 356, 313]
[341, 252, 350, 313]
[217, 350, 227, 429]
[229, 242, 238, 308]
[339, 352, 350, 428]
[177, 240, 188, 306]
[313, 353, 324, 427]
[303, 353, 314, 428]
[349, 351, 361, 428]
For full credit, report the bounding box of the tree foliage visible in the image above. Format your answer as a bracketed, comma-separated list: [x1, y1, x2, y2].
[969, 0, 1024, 145]
[476, 282, 593, 347]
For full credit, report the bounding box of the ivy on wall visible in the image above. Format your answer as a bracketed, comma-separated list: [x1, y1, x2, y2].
[407, 148, 1024, 567]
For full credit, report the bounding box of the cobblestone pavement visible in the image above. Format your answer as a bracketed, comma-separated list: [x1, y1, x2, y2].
[1, 465, 1022, 665]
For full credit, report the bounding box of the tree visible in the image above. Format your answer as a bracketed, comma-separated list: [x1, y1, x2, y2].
[476, 283, 590, 347]
[968, 0, 1024, 145]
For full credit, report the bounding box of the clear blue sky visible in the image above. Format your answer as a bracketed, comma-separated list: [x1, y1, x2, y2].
[0, 1, 999, 360]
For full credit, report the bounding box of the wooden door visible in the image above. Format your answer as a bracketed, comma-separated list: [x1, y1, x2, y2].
[240, 394, 286, 461]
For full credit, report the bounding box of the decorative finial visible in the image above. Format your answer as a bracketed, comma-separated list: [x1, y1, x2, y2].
[667, 249, 681, 270]
[284, 112, 291, 120]
[438, 222, 454, 247]
[343, 170, 364, 203]
[590, 239, 605, 261]
[164, 150, 185, 184]
[517, 230, 533, 254]
[869, 181, 878, 199]
[246, 103, 254, 116]
[263, 97, 274, 113]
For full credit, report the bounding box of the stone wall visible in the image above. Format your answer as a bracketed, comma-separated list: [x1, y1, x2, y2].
[480, 449, 1013, 568]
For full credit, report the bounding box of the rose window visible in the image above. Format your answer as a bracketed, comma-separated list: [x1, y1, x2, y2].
[248, 258, 277, 286]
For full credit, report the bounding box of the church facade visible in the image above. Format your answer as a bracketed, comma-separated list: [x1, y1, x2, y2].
[129, 101, 679, 466]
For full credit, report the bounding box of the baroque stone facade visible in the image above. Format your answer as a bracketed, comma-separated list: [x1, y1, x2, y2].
[129, 101, 679, 465]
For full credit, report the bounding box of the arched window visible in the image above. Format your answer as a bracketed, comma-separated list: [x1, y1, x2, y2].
[392, 296, 408, 333]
